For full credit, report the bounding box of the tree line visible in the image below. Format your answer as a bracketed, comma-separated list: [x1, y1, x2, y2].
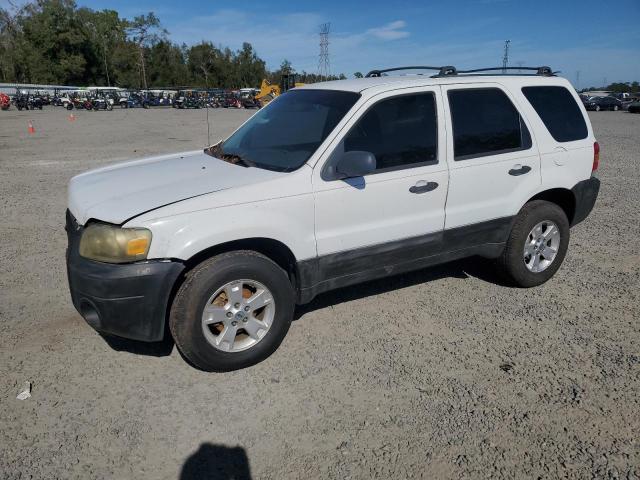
[0, 0, 347, 89]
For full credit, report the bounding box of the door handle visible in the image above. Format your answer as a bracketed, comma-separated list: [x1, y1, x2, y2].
[508, 164, 531, 176]
[409, 181, 438, 194]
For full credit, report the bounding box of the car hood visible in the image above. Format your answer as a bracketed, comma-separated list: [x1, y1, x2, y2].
[68, 150, 282, 225]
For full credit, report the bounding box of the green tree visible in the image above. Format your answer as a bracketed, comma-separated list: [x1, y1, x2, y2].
[126, 12, 166, 89]
[147, 40, 188, 87]
[79, 8, 124, 86]
[18, 0, 88, 84]
[354, 71, 363, 78]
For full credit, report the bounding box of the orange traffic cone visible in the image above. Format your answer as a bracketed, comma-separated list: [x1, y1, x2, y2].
[68, 113, 76, 122]
[28, 120, 35, 134]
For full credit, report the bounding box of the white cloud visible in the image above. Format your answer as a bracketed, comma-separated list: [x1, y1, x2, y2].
[366, 20, 410, 41]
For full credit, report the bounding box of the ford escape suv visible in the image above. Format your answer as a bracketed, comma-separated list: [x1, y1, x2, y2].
[66, 66, 600, 371]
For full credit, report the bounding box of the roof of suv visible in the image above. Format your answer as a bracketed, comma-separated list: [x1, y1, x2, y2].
[297, 74, 571, 94]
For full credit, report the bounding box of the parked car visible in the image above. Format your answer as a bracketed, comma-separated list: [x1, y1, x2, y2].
[223, 92, 242, 108]
[88, 93, 113, 111]
[14, 92, 43, 110]
[119, 92, 150, 109]
[628, 100, 640, 113]
[66, 67, 600, 372]
[583, 96, 623, 111]
[173, 90, 202, 109]
[0, 92, 10, 110]
[240, 93, 261, 109]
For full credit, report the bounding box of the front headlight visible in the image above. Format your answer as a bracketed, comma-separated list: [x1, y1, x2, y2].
[79, 223, 152, 263]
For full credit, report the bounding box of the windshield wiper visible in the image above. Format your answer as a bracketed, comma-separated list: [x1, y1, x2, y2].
[204, 143, 254, 168]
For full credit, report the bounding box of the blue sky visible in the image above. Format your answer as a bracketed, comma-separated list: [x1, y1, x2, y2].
[6, 0, 640, 87]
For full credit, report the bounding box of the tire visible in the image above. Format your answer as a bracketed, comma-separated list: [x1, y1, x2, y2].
[496, 200, 570, 287]
[106, 103, 113, 111]
[66, 103, 73, 110]
[170, 251, 295, 372]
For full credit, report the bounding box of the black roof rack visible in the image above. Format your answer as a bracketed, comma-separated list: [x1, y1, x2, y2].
[365, 65, 556, 78]
[453, 66, 555, 76]
[365, 66, 457, 78]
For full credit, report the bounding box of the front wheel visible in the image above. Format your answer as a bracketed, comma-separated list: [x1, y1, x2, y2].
[170, 251, 295, 371]
[496, 200, 570, 287]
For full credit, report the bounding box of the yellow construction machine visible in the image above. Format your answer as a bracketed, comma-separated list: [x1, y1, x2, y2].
[254, 74, 305, 107]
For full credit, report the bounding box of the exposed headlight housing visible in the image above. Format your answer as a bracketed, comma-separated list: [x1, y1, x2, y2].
[79, 223, 152, 263]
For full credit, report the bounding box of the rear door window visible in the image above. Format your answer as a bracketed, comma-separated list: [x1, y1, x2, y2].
[522, 86, 588, 142]
[448, 88, 532, 161]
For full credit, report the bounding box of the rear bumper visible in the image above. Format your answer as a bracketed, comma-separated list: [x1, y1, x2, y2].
[571, 177, 600, 226]
[66, 211, 184, 342]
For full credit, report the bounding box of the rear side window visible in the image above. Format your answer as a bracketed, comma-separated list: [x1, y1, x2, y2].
[448, 88, 532, 161]
[343, 93, 438, 172]
[522, 86, 588, 142]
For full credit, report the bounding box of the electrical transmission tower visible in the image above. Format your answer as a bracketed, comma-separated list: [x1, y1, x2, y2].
[318, 23, 331, 81]
[502, 40, 510, 73]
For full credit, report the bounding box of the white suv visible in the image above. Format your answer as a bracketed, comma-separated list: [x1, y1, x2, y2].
[66, 66, 600, 371]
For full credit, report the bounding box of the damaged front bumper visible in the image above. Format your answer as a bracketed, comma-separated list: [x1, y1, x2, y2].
[65, 210, 184, 342]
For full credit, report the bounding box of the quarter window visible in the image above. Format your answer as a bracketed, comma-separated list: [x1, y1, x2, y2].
[342, 93, 438, 172]
[448, 88, 532, 161]
[522, 86, 588, 142]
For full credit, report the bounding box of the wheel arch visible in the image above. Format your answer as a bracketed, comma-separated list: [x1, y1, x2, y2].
[182, 237, 300, 292]
[525, 188, 576, 225]
[163, 237, 302, 340]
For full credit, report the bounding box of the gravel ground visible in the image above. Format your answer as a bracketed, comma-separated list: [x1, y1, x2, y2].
[0, 106, 638, 479]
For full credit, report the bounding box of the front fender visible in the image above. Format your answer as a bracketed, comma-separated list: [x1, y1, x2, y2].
[127, 194, 317, 263]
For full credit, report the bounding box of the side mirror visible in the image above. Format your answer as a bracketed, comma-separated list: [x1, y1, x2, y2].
[335, 151, 376, 179]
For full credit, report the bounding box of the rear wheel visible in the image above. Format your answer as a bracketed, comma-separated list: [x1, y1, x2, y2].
[170, 251, 295, 372]
[496, 200, 570, 287]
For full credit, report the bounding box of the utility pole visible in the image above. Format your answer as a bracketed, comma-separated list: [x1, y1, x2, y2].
[318, 23, 331, 82]
[516, 61, 524, 72]
[576, 71, 580, 91]
[502, 40, 510, 73]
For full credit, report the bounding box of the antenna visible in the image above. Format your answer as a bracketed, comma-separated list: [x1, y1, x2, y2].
[502, 40, 510, 73]
[206, 99, 211, 146]
[318, 23, 331, 81]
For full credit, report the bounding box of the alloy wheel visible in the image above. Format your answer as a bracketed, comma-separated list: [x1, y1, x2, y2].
[201, 279, 275, 352]
[523, 220, 561, 273]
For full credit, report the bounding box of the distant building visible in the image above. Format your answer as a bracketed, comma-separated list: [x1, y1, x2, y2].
[0, 83, 80, 95]
[582, 90, 611, 98]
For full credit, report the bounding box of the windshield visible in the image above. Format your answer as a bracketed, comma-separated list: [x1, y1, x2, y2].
[214, 89, 360, 172]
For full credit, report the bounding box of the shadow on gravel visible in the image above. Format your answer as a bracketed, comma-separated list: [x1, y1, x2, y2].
[180, 443, 252, 480]
[101, 333, 175, 357]
[295, 256, 509, 319]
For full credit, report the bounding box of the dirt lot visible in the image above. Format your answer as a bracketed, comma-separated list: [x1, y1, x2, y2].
[1, 106, 638, 479]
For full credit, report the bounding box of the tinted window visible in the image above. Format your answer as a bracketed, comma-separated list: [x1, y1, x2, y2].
[220, 89, 360, 172]
[522, 86, 588, 142]
[342, 93, 438, 172]
[448, 88, 531, 160]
